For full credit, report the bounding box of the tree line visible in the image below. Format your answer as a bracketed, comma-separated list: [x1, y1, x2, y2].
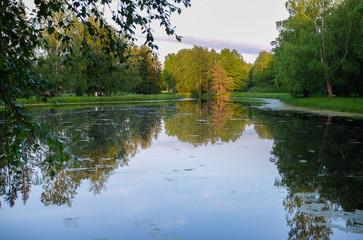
[36, 14, 163, 97]
[165, 0, 362, 98]
[29, 0, 363, 99]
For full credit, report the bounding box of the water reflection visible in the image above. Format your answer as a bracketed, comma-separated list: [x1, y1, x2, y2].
[253, 109, 363, 236]
[0, 100, 362, 238]
[164, 99, 272, 146]
[1, 105, 164, 207]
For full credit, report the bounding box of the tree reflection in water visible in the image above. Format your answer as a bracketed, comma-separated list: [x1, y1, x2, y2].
[0, 105, 164, 207]
[256, 109, 363, 237]
[164, 99, 263, 146]
[0, 100, 362, 237]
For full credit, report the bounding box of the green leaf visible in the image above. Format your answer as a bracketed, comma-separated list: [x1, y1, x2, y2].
[47, 26, 55, 35]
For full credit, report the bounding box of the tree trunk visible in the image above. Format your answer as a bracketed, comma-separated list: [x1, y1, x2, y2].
[320, 116, 332, 164]
[325, 73, 334, 98]
[198, 76, 202, 97]
[303, 90, 309, 98]
[359, 62, 363, 97]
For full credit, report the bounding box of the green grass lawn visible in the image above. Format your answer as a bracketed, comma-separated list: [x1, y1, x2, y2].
[17, 93, 185, 106]
[230, 92, 363, 113]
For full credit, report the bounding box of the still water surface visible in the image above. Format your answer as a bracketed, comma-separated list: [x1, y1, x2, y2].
[0, 99, 362, 239]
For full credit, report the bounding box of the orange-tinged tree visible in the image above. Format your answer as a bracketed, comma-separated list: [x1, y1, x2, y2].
[209, 62, 234, 96]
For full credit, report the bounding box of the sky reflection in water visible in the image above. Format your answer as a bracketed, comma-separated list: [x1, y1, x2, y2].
[0, 100, 362, 240]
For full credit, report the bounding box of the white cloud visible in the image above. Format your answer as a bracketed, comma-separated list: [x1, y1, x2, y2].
[155, 35, 271, 54]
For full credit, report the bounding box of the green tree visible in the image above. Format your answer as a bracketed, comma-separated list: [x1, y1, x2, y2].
[164, 47, 253, 95]
[274, 0, 362, 97]
[273, 1, 324, 97]
[167, 50, 190, 93]
[327, 0, 363, 96]
[251, 51, 274, 77]
[219, 49, 251, 91]
[162, 53, 177, 92]
[249, 51, 278, 92]
[39, 8, 76, 96]
[133, 45, 163, 94]
[184, 46, 210, 96]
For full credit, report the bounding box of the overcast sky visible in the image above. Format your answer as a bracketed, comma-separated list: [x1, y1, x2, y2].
[24, 0, 289, 63]
[138, 0, 290, 63]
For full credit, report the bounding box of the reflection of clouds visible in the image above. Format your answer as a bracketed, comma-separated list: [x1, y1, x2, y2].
[175, 218, 188, 226]
[63, 217, 80, 228]
[163, 217, 189, 228]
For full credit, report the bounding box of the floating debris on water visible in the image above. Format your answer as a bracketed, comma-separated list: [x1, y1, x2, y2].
[184, 168, 195, 172]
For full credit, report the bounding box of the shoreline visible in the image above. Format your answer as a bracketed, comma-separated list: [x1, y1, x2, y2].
[253, 98, 363, 118]
[2, 93, 362, 117]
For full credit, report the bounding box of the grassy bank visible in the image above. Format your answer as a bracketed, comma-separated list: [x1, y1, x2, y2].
[282, 96, 363, 113]
[16, 93, 185, 106]
[230, 92, 290, 100]
[230, 92, 363, 113]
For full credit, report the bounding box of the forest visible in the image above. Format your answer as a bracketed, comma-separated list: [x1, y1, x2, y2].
[36, 15, 164, 97]
[30, 0, 362, 98]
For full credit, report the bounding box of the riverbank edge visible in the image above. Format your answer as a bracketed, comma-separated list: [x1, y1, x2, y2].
[229, 92, 363, 114]
[0, 93, 186, 109]
[2, 92, 362, 114]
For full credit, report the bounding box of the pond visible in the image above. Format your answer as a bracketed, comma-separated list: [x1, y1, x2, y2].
[0, 99, 362, 240]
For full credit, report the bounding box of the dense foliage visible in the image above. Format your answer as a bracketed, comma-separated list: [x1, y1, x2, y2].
[248, 51, 279, 93]
[273, 0, 363, 97]
[163, 46, 252, 96]
[37, 21, 164, 97]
